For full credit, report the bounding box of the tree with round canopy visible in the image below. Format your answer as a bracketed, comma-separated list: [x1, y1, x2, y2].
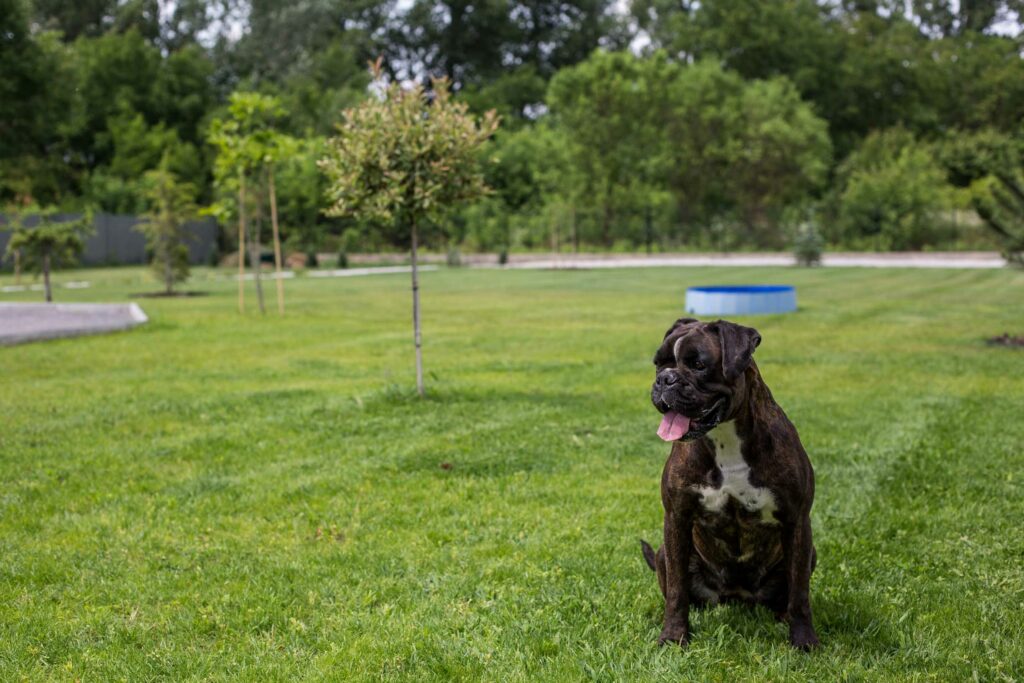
[320, 60, 500, 396]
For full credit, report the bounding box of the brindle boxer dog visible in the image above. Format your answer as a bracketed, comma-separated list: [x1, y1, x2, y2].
[640, 318, 820, 650]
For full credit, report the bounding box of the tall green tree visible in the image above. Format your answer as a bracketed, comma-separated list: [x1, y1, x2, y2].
[723, 77, 831, 245]
[32, 0, 131, 41]
[320, 62, 499, 395]
[547, 51, 667, 246]
[384, 0, 624, 87]
[547, 51, 830, 247]
[475, 122, 574, 250]
[137, 159, 198, 294]
[833, 128, 953, 249]
[631, 0, 838, 93]
[86, 105, 203, 213]
[928, 34, 1024, 133]
[230, 0, 386, 85]
[629, 0, 1023, 159]
[910, 0, 1024, 36]
[32, 0, 214, 49]
[0, 1, 78, 205]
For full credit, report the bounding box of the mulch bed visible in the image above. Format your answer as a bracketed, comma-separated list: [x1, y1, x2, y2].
[986, 333, 1024, 348]
[129, 291, 210, 298]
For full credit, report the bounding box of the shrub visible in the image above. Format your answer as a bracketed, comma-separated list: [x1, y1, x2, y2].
[793, 221, 824, 266]
[834, 129, 953, 250]
[137, 161, 197, 294]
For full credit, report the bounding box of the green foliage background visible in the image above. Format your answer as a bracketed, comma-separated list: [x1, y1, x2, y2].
[2, 0, 1023, 254]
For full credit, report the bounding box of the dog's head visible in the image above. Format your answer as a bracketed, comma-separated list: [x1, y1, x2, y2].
[651, 318, 761, 441]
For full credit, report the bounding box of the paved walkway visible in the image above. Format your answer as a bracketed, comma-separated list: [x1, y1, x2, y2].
[0, 303, 148, 346]
[306, 265, 439, 278]
[486, 252, 1007, 270]
[1, 280, 92, 293]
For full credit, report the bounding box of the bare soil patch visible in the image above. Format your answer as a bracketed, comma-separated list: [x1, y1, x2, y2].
[986, 333, 1024, 348]
[129, 291, 210, 298]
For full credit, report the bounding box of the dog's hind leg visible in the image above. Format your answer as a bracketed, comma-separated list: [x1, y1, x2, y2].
[642, 540, 717, 608]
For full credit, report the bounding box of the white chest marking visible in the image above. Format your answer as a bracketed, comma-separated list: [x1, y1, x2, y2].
[692, 422, 779, 525]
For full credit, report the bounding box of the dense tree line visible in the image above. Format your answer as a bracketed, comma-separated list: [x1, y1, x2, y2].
[1, 0, 1022, 254]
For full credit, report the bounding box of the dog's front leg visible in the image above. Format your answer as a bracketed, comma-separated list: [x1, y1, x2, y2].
[782, 514, 819, 650]
[658, 508, 693, 646]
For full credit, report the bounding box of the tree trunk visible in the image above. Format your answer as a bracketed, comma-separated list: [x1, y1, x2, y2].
[645, 204, 653, 255]
[161, 183, 174, 295]
[249, 177, 266, 315]
[42, 250, 52, 302]
[268, 165, 285, 315]
[550, 212, 560, 253]
[164, 253, 173, 295]
[411, 219, 424, 397]
[163, 230, 174, 295]
[602, 203, 613, 247]
[571, 205, 578, 253]
[238, 173, 246, 314]
[13, 249, 21, 285]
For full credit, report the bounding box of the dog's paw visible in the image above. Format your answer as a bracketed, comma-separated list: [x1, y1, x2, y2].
[657, 625, 689, 648]
[789, 623, 820, 651]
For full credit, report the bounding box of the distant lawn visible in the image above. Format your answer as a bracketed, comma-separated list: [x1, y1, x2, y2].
[2, 265, 1023, 682]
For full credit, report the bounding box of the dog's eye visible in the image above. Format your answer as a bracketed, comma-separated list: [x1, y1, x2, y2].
[654, 351, 673, 367]
[687, 356, 706, 371]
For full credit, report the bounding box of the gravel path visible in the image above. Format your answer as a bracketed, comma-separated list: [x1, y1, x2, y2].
[488, 252, 1007, 270]
[0, 303, 148, 346]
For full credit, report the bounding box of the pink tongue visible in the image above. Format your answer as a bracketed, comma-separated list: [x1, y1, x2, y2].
[657, 411, 691, 442]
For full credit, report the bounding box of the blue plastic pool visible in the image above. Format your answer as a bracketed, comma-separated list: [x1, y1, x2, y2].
[685, 285, 797, 316]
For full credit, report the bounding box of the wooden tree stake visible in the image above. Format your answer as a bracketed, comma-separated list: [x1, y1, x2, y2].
[238, 172, 246, 314]
[411, 219, 424, 397]
[268, 164, 285, 314]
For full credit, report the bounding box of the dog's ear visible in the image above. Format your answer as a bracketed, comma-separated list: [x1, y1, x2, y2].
[663, 317, 699, 340]
[710, 320, 761, 381]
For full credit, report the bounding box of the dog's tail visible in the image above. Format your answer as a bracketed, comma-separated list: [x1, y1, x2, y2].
[640, 539, 657, 571]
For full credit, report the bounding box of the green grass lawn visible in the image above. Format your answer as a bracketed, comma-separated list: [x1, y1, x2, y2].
[2, 265, 1023, 682]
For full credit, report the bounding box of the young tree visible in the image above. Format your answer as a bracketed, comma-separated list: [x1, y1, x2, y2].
[263, 132, 300, 314]
[208, 92, 290, 314]
[3, 207, 90, 302]
[137, 159, 197, 294]
[320, 61, 499, 396]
